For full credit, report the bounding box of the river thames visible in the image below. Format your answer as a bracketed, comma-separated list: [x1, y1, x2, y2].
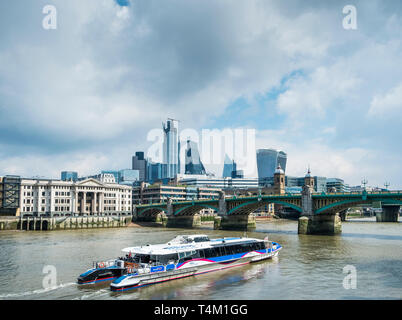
[0, 217, 401, 300]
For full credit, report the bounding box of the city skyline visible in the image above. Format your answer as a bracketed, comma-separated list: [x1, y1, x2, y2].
[0, 1, 401, 188]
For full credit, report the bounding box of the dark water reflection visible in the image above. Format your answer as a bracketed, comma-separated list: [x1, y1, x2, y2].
[0, 217, 401, 300]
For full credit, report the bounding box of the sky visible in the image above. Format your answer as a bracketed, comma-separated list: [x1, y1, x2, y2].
[0, 0, 401, 188]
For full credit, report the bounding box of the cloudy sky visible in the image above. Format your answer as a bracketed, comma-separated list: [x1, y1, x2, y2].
[0, 0, 401, 188]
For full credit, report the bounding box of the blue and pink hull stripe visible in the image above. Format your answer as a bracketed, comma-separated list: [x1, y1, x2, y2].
[111, 246, 281, 292]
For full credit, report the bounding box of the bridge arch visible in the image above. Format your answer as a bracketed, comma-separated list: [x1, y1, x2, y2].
[173, 203, 219, 216]
[137, 206, 167, 217]
[227, 199, 302, 215]
[315, 198, 402, 214]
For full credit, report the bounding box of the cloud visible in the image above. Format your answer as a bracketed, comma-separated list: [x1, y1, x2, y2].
[276, 64, 361, 122]
[368, 83, 402, 117]
[0, 0, 401, 189]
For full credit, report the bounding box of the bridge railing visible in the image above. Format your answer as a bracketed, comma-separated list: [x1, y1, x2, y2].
[312, 190, 402, 196]
[134, 190, 402, 207]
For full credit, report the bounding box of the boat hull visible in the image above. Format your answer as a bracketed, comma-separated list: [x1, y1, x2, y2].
[77, 267, 125, 286]
[110, 248, 280, 292]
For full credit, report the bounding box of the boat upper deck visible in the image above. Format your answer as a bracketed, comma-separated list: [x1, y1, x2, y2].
[121, 235, 266, 255]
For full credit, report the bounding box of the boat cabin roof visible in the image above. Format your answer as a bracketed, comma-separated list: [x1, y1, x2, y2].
[121, 235, 263, 255]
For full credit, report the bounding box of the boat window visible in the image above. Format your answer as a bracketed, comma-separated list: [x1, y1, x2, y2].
[225, 245, 234, 255]
[194, 236, 209, 242]
[204, 248, 216, 258]
[178, 250, 196, 260]
[241, 243, 251, 252]
[136, 254, 150, 263]
[158, 253, 178, 265]
[218, 246, 226, 256]
[233, 245, 242, 254]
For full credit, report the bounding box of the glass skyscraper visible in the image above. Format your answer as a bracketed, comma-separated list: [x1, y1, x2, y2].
[61, 171, 78, 182]
[256, 149, 287, 179]
[222, 154, 235, 178]
[163, 119, 180, 179]
[185, 140, 206, 175]
[277, 151, 287, 173]
[132, 151, 148, 181]
[118, 169, 140, 184]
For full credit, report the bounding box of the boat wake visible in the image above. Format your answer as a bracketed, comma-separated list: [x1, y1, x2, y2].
[0, 282, 76, 299]
[73, 288, 110, 300]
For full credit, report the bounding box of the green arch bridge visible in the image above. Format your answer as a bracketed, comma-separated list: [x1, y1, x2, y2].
[133, 190, 402, 235]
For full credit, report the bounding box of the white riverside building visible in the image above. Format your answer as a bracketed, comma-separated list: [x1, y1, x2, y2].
[19, 177, 132, 217]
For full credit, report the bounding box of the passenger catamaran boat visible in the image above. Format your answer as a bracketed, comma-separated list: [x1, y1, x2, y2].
[77, 234, 282, 291]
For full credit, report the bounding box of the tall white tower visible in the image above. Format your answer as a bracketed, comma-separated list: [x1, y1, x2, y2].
[163, 118, 180, 179]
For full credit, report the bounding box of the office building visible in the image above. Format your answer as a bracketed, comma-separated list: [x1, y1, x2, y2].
[185, 140, 206, 175]
[163, 119, 180, 179]
[147, 162, 167, 183]
[132, 151, 148, 181]
[222, 154, 235, 178]
[231, 170, 244, 178]
[118, 169, 140, 185]
[132, 183, 221, 215]
[176, 174, 259, 190]
[326, 178, 350, 193]
[61, 171, 78, 182]
[277, 151, 287, 173]
[256, 149, 287, 180]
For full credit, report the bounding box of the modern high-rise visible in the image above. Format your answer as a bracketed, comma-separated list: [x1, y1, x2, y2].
[256, 149, 287, 179]
[132, 151, 148, 181]
[326, 178, 349, 193]
[277, 151, 287, 173]
[185, 140, 206, 175]
[61, 171, 78, 182]
[147, 162, 167, 183]
[163, 119, 180, 179]
[222, 154, 235, 178]
[118, 169, 140, 185]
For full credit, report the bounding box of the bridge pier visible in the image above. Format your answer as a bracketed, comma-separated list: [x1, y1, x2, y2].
[339, 210, 347, 222]
[215, 214, 256, 231]
[376, 205, 400, 222]
[298, 214, 342, 235]
[136, 215, 157, 222]
[165, 215, 202, 229]
[136, 212, 167, 223]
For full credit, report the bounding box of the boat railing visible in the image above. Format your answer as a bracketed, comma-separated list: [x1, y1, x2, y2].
[93, 259, 117, 269]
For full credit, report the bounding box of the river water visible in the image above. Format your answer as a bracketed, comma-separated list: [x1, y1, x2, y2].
[0, 217, 401, 300]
